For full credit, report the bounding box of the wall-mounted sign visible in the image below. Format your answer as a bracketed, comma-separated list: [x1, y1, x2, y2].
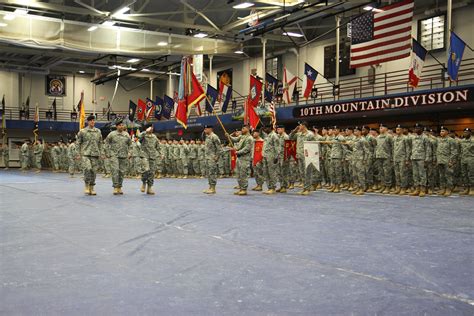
[45, 75, 67, 96]
[293, 87, 473, 119]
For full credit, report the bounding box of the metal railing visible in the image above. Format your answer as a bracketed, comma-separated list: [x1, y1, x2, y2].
[2, 57, 474, 123]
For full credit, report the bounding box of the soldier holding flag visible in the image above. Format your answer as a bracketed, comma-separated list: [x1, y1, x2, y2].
[203, 125, 221, 194]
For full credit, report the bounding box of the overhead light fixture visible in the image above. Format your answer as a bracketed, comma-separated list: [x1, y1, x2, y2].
[3, 14, 15, 21]
[157, 41, 168, 46]
[112, 6, 130, 17]
[194, 32, 208, 38]
[141, 68, 151, 72]
[282, 32, 304, 38]
[14, 8, 28, 15]
[363, 6, 382, 12]
[233, 2, 254, 9]
[0, 22, 7, 27]
[79, 70, 85, 74]
[102, 20, 116, 27]
[87, 25, 98, 32]
[274, 13, 291, 21]
[234, 50, 244, 54]
[126, 58, 140, 63]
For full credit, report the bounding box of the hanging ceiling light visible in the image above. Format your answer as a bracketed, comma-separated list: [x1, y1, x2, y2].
[233, 2, 254, 9]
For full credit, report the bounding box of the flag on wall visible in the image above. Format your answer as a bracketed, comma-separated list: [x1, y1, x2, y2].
[155, 96, 164, 120]
[176, 56, 206, 128]
[447, 31, 466, 81]
[163, 95, 174, 120]
[219, 83, 232, 113]
[265, 73, 278, 102]
[408, 38, 428, 88]
[303, 63, 318, 99]
[78, 91, 85, 129]
[350, 0, 414, 68]
[282, 67, 297, 104]
[205, 84, 219, 113]
[137, 99, 146, 121]
[253, 140, 264, 166]
[128, 100, 137, 121]
[145, 98, 156, 121]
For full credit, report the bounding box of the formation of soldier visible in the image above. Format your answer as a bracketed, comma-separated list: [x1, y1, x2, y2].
[3, 116, 473, 198]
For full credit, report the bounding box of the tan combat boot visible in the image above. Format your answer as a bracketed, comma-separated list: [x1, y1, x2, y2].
[89, 186, 97, 195]
[279, 187, 287, 193]
[236, 189, 247, 196]
[382, 187, 391, 194]
[376, 186, 385, 193]
[355, 188, 365, 195]
[204, 185, 216, 194]
[146, 186, 155, 195]
[399, 188, 406, 195]
[410, 187, 420, 196]
[140, 183, 146, 192]
[288, 184, 295, 190]
[393, 186, 401, 194]
[469, 187, 474, 196]
[443, 188, 452, 197]
[459, 187, 469, 195]
[84, 184, 91, 195]
[427, 188, 434, 195]
[233, 185, 240, 189]
[333, 185, 341, 193]
[418, 187, 426, 197]
[263, 189, 276, 195]
[437, 189, 446, 196]
[113, 187, 120, 195]
[298, 190, 310, 195]
[252, 185, 263, 191]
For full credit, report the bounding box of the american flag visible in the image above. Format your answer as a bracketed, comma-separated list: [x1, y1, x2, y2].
[350, 0, 414, 68]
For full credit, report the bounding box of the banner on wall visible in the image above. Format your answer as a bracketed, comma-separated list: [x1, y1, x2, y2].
[45, 75, 67, 96]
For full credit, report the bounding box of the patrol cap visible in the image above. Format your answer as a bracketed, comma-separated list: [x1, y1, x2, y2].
[312, 125, 319, 130]
[321, 126, 327, 130]
[464, 127, 472, 132]
[86, 114, 95, 121]
[369, 127, 377, 131]
[440, 126, 449, 132]
[115, 118, 124, 125]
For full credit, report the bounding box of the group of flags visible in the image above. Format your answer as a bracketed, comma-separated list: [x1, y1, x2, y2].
[128, 95, 175, 123]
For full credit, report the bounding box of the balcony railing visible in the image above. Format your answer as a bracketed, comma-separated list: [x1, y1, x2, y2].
[2, 58, 474, 123]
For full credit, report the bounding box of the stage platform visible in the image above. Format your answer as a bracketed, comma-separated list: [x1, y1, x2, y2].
[1, 170, 473, 315]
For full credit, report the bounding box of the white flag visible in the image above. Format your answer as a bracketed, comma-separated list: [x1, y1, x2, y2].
[283, 67, 297, 104]
[304, 141, 320, 171]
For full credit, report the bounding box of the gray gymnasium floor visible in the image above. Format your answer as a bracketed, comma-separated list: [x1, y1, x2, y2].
[0, 170, 473, 315]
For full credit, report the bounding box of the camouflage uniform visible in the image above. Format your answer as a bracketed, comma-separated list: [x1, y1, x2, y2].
[409, 134, 430, 189]
[329, 134, 345, 187]
[375, 133, 393, 189]
[2, 147, 9, 168]
[139, 132, 160, 187]
[178, 143, 189, 178]
[278, 132, 290, 189]
[188, 143, 198, 176]
[52, 145, 61, 171]
[205, 132, 221, 187]
[198, 143, 206, 177]
[392, 134, 410, 190]
[234, 134, 253, 190]
[105, 130, 132, 189]
[351, 136, 368, 191]
[436, 135, 458, 192]
[76, 126, 103, 187]
[460, 135, 474, 191]
[262, 130, 280, 190]
[20, 143, 29, 170]
[129, 141, 142, 177]
[67, 142, 78, 176]
[33, 142, 44, 170]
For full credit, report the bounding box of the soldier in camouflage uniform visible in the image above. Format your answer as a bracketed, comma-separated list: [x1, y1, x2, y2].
[425, 128, 438, 194]
[67, 139, 78, 177]
[436, 126, 458, 196]
[188, 140, 198, 177]
[233, 124, 253, 195]
[261, 126, 280, 194]
[105, 119, 132, 195]
[290, 121, 317, 195]
[129, 138, 141, 178]
[409, 124, 430, 197]
[375, 124, 393, 194]
[2, 143, 9, 169]
[392, 125, 410, 195]
[102, 140, 112, 178]
[342, 127, 354, 190]
[276, 125, 289, 193]
[348, 127, 368, 195]
[61, 141, 69, 172]
[362, 127, 377, 191]
[250, 130, 264, 191]
[170, 140, 179, 178]
[203, 125, 221, 194]
[177, 139, 189, 179]
[76, 115, 103, 195]
[138, 124, 159, 195]
[20, 140, 30, 172]
[320, 127, 329, 186]
[328, 126, 345, 193]
[33, 139, 44, 173]
[459, 128, 474, 195]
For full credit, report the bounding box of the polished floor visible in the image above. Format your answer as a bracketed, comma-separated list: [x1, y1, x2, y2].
[1, 170, 473, 315]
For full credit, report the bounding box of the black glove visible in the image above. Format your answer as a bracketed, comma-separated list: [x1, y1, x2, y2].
[273, 158, 278, 164]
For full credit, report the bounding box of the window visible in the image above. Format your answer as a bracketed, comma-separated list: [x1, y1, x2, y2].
[418, 15, 445, 51]
[266, 57, 279, 78]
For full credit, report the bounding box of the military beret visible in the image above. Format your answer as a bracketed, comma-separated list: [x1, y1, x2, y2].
[298, 121, 308, 127]
[440, 126, 449, 132]
[361, 126, 369, 130]
[143, 123, 153, 129]
[204, 125, 213, 129]
[276, 124, 285, 129]
[369, 127, 377, 131]
[333, 125, 339, 130]
[346, 126, 353, 130]
[414, 123, 423, 129]
[86, 114, 95, 121]
[423, 127, 429, 132]
[379, 123, 387, 128]
[242, 123, 250, 129]
[464, 128, 472, 132]
[354, 126, 361, 131]
[396, 124, 403, 129]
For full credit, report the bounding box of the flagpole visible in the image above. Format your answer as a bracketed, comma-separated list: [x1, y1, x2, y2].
[204, 94, 233, 146]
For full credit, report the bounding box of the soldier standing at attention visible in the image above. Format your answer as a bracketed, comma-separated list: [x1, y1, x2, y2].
[105, 119, 132, 195]
[375, 124, 393, 194]
[188, 139, 198, 177]
[392, 125, 410, 195]
[409, 124, 430, 197]
[178, 139, 189, 179]
[138, 124, 159, 195]
[76, 115, 103, 196]
[20, 139, 30, 172]
[349, 127, 368, 195]
[276, 125, 289, 193]
[233, 124, 253, 196]
[67, 139, 78, 177]
[2, 143, 9, 169]
[459, 128, 474, 195]
[261, 125, 280, 195]
[33, 139, 44, 173]
[203, 125, 221, 194]
[328, 126, 345, 193]
[436, 126, 458, 197]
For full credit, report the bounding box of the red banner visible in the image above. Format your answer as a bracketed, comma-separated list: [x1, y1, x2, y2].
[253, 140, 264, 166]
[137, 99, 146, 121]
[284, 140, 297, 161]
[230, 149, 237, 171]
